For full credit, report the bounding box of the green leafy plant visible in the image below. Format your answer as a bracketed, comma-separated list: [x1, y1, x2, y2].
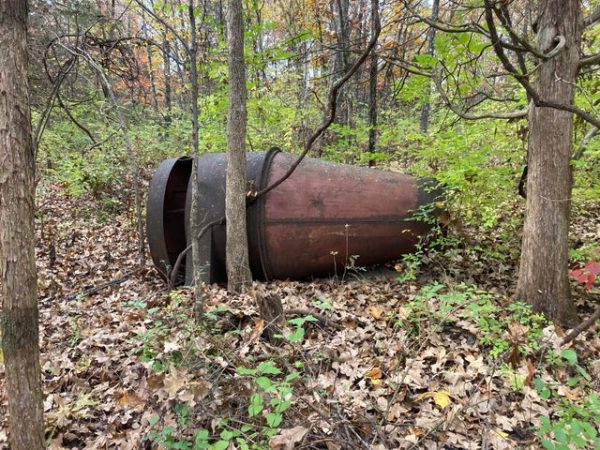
[534, 349, 600, 450]
[241, 364, 297, 426]
[285, 315, 318, 343]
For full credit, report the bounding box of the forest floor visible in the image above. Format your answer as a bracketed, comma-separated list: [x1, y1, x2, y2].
[0, 181, 599, 450]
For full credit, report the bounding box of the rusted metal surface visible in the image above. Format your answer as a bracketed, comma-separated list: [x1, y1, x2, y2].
[256, 151, 438, 280]
[146, 157, 192, 280]
[147, 149, 441, 284]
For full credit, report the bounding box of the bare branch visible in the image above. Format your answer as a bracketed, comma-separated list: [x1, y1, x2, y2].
[56, 92, 97, 145]
[132, 0, 190, 55]
[254, 3, 382, 198]
[579, 51, 600, 68]
[434, 77, 528, 121]
[403, 0, 543, 55]
[483, 0, 600, 130]
[377, 54, 431, 77]
[544, 35, 566, 58]
[34, 56, 77, 153]
[573, 127, 599, 160]
[560, 304, 600, 346]
[58, 41, 146, 261]
[583, 7, 600, 28]
[493, 4, 565, 60]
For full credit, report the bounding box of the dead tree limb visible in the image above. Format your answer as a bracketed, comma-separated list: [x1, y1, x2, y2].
[254, 5, 381, 198]
[561, 304, 600, 346]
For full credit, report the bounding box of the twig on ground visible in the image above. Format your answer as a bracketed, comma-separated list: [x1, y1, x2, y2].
[561, 303, 600, 346]
[64, 267, 143, 301]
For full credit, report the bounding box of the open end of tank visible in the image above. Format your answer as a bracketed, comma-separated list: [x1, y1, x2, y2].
[163, 159, 192, 266]
[147, 157, 192, 280]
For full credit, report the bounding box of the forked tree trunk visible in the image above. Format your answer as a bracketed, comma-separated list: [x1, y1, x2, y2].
[225, 0, 252, 292]
[515, 0, 580, 327]
[0, 1, 46, 449]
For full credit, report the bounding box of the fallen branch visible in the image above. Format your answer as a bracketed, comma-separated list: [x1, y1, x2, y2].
[64, 268, 142, 302]
[561, 304, 600, 347]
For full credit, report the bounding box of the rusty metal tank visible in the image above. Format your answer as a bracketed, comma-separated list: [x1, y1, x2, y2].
[147, 148, 441, 284]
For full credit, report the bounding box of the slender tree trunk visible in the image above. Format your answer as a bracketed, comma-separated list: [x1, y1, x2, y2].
[419, 0, 439, 134]
[515, 0, 580, 327]
[367, 0, 379, 167]
[0, 2, 46, 449]
[225, 0, 252, 292]
[188, 0, 205, 321]
[162, 33, 172, 115]
[333, 0, 351, 126]
[144, 24, 159, 110]
[250, 0, 266, 87]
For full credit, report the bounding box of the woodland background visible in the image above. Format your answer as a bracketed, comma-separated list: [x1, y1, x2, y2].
[0, 0, 599, 449]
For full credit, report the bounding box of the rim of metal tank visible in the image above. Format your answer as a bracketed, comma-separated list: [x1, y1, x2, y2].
[247, 146, 281, 281]
[147, 157, 192, 281]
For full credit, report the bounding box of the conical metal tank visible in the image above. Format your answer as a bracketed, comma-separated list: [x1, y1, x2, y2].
[147, 148, 441, 285]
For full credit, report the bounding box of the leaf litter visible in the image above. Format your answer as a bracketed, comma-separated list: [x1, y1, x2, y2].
[0, 185, 598, 449]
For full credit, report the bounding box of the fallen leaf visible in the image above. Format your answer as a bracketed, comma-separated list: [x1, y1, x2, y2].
[269, 426, 309, 450]
[248, 318, 265, 342]
[366, 367, 382, 380]
[433, 391, 452, 409]
[163, 366, 190, 398]
[524, 359, 535, 386]
[368, 306, 383, 320]
[117, 391, 145, 407]
[415, 390, 453, 409]
[164, 340, 181, 353]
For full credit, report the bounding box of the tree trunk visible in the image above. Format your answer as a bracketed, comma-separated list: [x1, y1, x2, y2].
[162, 33, 172, 116]
[419, 0, 439, 134]
[367, 0, 379, 167]
[515, 0, 580, 327]
[144, 22, 159, 110]
[188, 0, 206, 321]
[225, 0, 252, 292]
[332, 0, 351, 126]
[257, 294, 284, 343]
[0, 2, 46, 449]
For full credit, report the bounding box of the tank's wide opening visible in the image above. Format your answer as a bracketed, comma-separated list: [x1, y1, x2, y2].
[163, 158, 192, 274]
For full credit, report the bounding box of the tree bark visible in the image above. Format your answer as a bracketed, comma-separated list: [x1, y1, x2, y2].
[225, 0, 252, 292]
[143, 20, 159, 110]
[419, 0, 439, 134]
[0, 1, 46, 449]
[257, 294, 284, 343]
[367, 0, 379, 167]
[333, 0, 351, 126]
[188, 0, 206, 321]
[162, 34, 172, 115]
[515, 0, 580, 327]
